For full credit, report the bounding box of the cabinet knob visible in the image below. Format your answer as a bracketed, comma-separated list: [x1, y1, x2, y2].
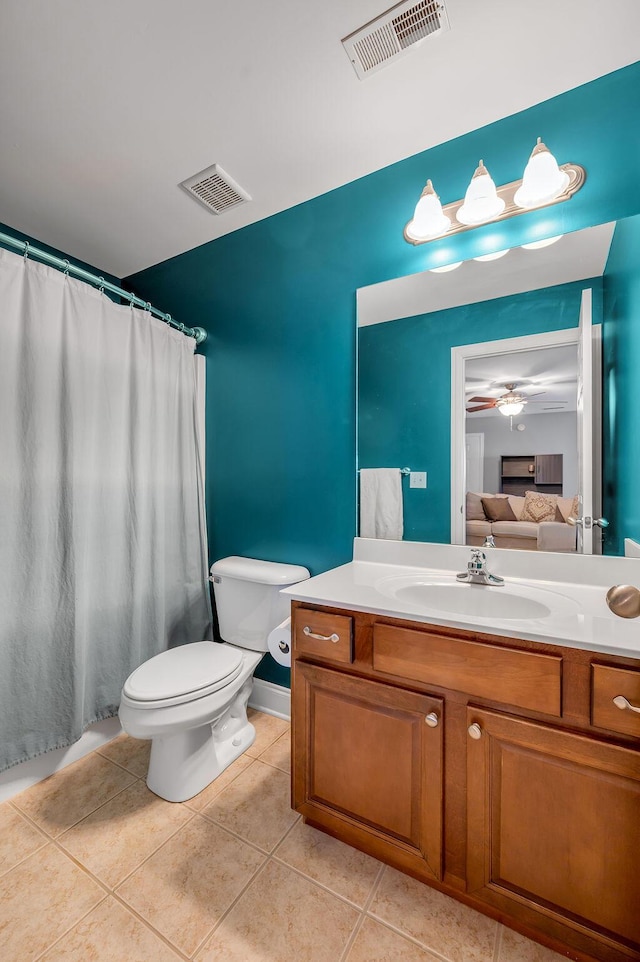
[303, 626, 340, 644]
[468, 723, 483, 740]
[424, 712, 439, 728]
[613, 695, 640, 715]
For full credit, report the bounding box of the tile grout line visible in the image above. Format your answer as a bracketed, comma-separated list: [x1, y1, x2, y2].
[337, 861, 387, 962]
[30, 892, 112, 962]
[364, 909, 456, 962]
[189, 854, 274, 960]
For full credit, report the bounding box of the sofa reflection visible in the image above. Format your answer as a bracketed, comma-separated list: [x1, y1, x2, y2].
[466, 491, 578, 552]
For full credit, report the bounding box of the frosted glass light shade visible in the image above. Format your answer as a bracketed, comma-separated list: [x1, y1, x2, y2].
[430, 261, 463, 273]
[498, 400, 524, 416]
[406, 180, 451, 240]
[514, 138, 570, 209]
[473, 249, 510, 262]
[457, 161, 505, 225]
[521, 234, 563, 250]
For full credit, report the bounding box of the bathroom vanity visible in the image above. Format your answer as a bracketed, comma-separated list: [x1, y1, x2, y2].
[283, 541, 640, 962]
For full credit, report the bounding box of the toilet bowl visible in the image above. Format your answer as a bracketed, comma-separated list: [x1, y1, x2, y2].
[118, 556, 309, 802]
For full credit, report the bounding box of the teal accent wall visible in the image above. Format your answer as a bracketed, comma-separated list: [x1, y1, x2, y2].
[126, 62, 640, 685]
[603, 214, 640, 555]
[359, 279, 603, 545]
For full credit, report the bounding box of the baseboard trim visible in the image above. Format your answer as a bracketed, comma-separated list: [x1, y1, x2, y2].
[248, 678, 291, 721]
[0, 717, 122, 804]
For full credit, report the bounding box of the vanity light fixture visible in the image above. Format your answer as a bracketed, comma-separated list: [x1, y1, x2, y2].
[430, 260, 463, 273]
[457, 161, 505, 225]
[404, 138, 585, 246]
[473, 249, 510, 262]
[521, 234, 563, 250]
[406, 179, 451, 241]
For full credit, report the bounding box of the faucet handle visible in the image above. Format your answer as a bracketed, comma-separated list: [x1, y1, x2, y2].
[469, 549, 486, 567]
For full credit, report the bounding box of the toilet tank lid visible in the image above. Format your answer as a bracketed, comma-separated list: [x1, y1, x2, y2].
[210, 556, 310, 586]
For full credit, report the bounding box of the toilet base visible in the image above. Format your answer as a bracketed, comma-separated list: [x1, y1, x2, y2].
[146, 676, 256, 802]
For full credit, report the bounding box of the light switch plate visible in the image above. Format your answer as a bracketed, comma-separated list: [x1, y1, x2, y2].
[410, 472, 427, 488]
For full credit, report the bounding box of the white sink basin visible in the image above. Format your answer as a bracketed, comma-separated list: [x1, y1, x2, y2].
[375, 575, 579, 621]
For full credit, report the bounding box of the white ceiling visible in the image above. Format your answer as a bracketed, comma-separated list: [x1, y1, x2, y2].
[357, 221, 615, 325]
[1, 1, 639, 278]
[465, 345, 578, 418]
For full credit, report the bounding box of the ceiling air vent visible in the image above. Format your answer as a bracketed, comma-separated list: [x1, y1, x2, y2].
[180, 164, 251, 215]
[342, 0, 450, 80]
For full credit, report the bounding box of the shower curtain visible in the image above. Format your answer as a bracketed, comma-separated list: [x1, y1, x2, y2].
[0, 249, 212, 772]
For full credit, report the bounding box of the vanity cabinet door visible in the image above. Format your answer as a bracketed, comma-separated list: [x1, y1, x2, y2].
[293, 661, 443, 882]
[466, 707, 640, 962]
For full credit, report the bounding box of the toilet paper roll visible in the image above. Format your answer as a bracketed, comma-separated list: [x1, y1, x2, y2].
[267, 616, 292, 667]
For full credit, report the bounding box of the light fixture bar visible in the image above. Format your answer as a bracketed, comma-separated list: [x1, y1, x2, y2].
[404, 162, 585, 246]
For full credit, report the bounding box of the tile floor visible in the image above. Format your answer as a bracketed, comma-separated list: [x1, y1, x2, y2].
[0, 710, 566, 962]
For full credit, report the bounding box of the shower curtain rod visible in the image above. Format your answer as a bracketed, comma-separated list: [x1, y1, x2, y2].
[0, 231, 207, 345]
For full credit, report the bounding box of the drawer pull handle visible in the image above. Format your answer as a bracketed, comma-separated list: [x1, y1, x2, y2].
[613, 695, 640, 715]
[468, 723, 483, 740]
[425, 712, 439, 728]
[303, 626, 340, 644]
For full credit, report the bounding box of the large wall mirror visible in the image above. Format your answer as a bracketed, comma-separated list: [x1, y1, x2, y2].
[357, 215, 640, 557]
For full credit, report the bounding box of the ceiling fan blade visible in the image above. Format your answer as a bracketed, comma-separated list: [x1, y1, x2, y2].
[467, 396, 497, 403]
[466, 404, 495, 412]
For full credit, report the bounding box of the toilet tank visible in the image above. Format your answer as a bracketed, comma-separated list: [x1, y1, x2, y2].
[210, 556, 310, 651]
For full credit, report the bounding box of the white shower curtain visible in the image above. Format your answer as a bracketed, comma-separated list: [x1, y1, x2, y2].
[0, 249, 212, 772]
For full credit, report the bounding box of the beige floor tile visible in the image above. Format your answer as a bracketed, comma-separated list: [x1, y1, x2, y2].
[246, 709, 289, 757]
[498, 926, 569, 962]
[0, 803, 47, 875]
[202, 759, 298, 852]
[117, 814, 266, 956]
[275, 819, 381, 907]
[370, 866, 498, 962]
[39, 896, 182, 961]
[346, 917, 444, 962]
[184, 753, 255, 812]
[96, 733, 151, 777]
[59, 779, 192, 887]
[196, 858, 359, 962]
[0, 843, 105, 959]
[259, 729, 291, 773]
[12, 751, 137, 837]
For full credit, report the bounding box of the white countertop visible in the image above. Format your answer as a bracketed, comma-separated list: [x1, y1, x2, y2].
[281, 539, 640, 660]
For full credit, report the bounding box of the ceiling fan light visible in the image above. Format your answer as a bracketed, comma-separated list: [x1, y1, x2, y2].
[521, 234, 564, 250]
[498, 400, 524, 416]
[406, 180, 451, 241]
[430, 260, 463, 273]
[456, 161, 506, 225]
[514, 138, 570, 209]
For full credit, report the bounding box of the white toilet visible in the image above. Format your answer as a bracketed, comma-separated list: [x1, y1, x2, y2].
[118, 556, 309, 802]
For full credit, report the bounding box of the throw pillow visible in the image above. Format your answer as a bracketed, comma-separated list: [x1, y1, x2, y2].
[507, 495, 525, 520]
[466, 492, 487, 521]
[557, 495, 580, 523]
[521, 491, 558, 523]
[481, 497, 517, 522]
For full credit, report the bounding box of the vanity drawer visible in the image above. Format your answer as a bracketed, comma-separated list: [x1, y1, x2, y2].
[373, 625, 562, 716]
[293, 608, 353, 664]
[591, 664, 640, 737]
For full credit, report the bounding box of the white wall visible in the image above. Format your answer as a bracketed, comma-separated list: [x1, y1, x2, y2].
[467, 412, 577, 496]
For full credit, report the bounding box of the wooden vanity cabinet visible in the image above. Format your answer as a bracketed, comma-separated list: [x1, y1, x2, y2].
[291, 602, 640, 962]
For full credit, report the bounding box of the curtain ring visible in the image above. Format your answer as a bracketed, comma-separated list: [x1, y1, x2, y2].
[129, 294, 136, 309]
[63, 259, 70, 276]
[179, 323, 185, 332]
[144, 302, 151, 313]
[23, 242, 29, 260]
[98, 276, 105, 294]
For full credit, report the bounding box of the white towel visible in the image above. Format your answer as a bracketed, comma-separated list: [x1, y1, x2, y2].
[359, 468, 404, 540]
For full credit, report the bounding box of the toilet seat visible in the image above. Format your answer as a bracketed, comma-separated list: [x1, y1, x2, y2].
[122, 642, 244, 709]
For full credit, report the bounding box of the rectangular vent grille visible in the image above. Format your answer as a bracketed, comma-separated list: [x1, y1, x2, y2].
[180, 164, 251, 215]
[342, 0, 450, 80]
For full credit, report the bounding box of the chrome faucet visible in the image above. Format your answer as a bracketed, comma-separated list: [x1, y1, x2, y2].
[456, 549, 504, 586]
